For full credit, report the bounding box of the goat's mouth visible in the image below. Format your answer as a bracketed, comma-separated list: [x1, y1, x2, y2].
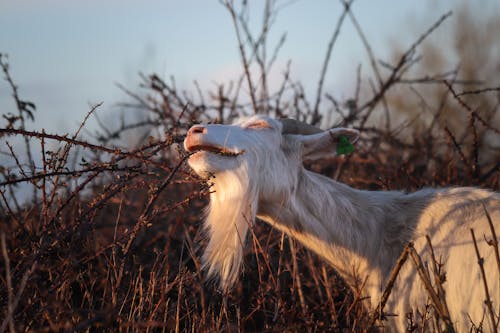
[187, 144, 244, 158]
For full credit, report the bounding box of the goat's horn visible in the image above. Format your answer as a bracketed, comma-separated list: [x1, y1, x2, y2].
[279, 119, 323, 135]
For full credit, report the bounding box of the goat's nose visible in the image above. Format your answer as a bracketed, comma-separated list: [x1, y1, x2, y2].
[187, 124, 207, 136]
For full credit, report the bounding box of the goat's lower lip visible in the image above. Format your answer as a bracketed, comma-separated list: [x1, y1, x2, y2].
[189, 149, 244, 159]
[186, 143, 243, 156]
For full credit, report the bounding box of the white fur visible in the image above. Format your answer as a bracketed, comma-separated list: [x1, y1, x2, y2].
[184, 115, 500, 332]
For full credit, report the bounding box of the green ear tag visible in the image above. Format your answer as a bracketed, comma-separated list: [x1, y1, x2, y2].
[336, 135, 355, 155]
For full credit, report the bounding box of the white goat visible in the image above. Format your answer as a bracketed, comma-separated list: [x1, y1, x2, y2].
[183, 115, 499, 332]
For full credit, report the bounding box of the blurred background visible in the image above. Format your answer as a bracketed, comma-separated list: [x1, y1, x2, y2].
[3, 0, 498, 134]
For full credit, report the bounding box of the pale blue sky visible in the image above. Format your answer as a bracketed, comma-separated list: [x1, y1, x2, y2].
[0, 0, 494, 134]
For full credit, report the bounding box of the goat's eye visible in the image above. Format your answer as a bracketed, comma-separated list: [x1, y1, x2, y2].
[246, 120, 271, 129]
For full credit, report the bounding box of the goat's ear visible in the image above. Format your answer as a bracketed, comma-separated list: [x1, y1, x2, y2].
[296, 128, 359, 161]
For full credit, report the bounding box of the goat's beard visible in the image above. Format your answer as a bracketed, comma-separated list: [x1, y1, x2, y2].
[202, 162, 257, 290]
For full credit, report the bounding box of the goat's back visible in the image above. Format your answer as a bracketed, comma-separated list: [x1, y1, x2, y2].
[386, 188, 499, 332]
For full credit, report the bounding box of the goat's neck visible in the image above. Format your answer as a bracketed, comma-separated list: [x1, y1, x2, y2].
[257, 168, 409, 295]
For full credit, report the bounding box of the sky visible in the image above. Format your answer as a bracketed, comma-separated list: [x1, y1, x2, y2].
[0, 0, 496, 135]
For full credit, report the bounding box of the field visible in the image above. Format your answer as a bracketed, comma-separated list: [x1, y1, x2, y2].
[1, 2, 499, 332]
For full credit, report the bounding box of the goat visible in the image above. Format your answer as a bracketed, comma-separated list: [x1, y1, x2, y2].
[183, 115, 499, 332]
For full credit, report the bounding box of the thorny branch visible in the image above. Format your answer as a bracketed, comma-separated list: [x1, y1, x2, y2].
[470, 228, 498, 331]
[407, 244, 455, 333]
[0, 127, 178, 172]
[357, 11, 453, 127]
[224, 0, 259, 114]
[366, 243, 411, 331]
[312, 0, 352, 125]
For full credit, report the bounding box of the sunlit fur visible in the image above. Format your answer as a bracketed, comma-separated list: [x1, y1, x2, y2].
[201, 164, 257, 288]
[184, 115, 500, 332]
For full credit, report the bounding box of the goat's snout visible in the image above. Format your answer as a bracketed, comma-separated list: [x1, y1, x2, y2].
[184, 124, 208, 152]
[187, 125, 207, 136]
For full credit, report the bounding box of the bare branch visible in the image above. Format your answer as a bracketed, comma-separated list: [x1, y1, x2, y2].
[312, 0, 352, 125]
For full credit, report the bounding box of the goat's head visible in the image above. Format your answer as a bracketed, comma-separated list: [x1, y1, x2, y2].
[183, 115, 359, 289]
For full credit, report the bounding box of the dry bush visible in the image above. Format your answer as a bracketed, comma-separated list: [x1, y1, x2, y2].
[1, 1, 499, 332]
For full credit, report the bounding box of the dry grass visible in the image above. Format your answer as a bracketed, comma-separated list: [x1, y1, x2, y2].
[1, 1, 499, 332]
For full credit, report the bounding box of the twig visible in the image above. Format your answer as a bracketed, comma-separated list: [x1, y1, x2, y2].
[288, 238, 306, 316]
[407, 244, 455, 332]
[456, 86, 500, 97]
[345, 1, 390, 131]
[248, 216, 278, 289]
[0, 259, 37, 333]
[443, 80, 500, 135]
[366, 243, 411, 331]
[0, 190, 21, 226]
[358, 11, 453, 127]
[470, 228, 497, 331]
[483, 204, 500, 301]
[0, 128, 174, 171]
[444, 126, 471, 179]
[312, 0, 352, 125]
[1, 232, 15, 333]
[425, 235, 451, 323]
[0, 164, 140, 187]
[122, 155, 187, 256]
[224, 0, 259, 114]
[0, 54, 36, 204]
[40, 131, 48, 228]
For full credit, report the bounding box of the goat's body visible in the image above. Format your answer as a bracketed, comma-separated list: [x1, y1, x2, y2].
[258, 168, 499, 331]
[393, 188, 499, 332]
[184, 116, 500, 332]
